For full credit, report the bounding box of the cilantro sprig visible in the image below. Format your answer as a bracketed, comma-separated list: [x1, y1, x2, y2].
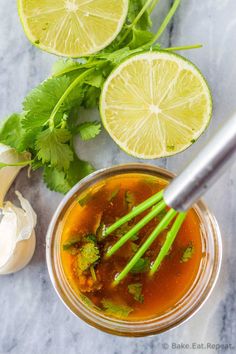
[0, 0, 201, 193]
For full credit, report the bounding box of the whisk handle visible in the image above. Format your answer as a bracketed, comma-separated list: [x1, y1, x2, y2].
[164, 113, 236, 211]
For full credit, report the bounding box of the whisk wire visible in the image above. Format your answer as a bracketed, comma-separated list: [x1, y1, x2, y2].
[105, 190, 163, 236]
[113, 208, 178, 286]
[150, 212, 186, 275]
[106, 200, 167, 258]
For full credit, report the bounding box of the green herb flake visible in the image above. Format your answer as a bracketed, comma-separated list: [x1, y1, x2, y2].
[130, 233, 139, 241]
[157, 208, 168, 220]
[80, 294, 100, 311]
[130, 257, 150, 273]
[77, 242, 100, 272]
[131, 242, 139, 253]
[167, 144, 175, 151]
[125, 191, 135, 210]
[85, 234, 97, 243]
[78, 192, 93, 207]
[108, 187, 120, 202]
[191, 139, 196, 144]
[128, 283, 144, 303]
[101, 299, 133, 318]
[63, 236, 81, 251]
[115, 222, 133, 238]
[181, 242, 195, 263]
[90, 265, 97, 282]
[96, 223, 107, 241]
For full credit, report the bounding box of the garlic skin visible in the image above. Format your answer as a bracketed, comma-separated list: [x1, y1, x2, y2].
[0, 144, 31, 207]
[0, 192, 37, 275]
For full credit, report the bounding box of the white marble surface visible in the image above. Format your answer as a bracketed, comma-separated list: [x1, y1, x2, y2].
[0, 1, 236, 353]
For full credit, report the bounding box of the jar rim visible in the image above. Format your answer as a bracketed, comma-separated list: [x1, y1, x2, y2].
[46, 163, 222, 337]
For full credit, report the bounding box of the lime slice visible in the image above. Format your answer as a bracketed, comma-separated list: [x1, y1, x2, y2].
[100, 51, 212, 159]
[18, 0, 128, 57]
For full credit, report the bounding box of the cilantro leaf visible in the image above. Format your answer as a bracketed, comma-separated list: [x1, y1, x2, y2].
[128, 283, 144, 303]
[75, 121, 101, 141]
[131, 257, 150, 273]
[52, 58, 84, 77]
[22, 76, 84, 130]
[128, 28, 154, 49]
[84, 70, 104, 88]
[18, 127, 42, 152]
[82, 86, 101, 109]
[66, 155, 94, 186]
[0, 113, 24, 150]
[181, 242, 195, 263]
[77, 242, 100, 271]
[43, 167, 71, 194]
[101, 299, 133, 318]
[22, 77, 68, 130]
[43, 154, 94, 194]
[52, 58, 104, 79]
[35, 128, 73, 170]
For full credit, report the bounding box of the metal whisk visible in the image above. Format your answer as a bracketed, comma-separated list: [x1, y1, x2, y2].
[105, 113, 236, 285]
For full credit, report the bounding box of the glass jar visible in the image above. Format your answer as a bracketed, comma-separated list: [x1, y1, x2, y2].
[46, 164, 222, 337]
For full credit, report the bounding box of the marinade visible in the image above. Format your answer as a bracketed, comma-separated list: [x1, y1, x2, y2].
[60, 173, 203, 320]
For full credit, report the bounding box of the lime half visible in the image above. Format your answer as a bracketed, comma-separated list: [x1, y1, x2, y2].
[18, 0, 128, 57]
[100, 51, 212, 159]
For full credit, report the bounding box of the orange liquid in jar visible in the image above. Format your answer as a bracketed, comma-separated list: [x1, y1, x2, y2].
[60, 173, 203, 320]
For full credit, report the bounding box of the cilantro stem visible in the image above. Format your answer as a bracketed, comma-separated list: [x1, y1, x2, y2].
[0, 160, 33, 169]
[48, 68, 95, 128]
[164, 44, 203, 51]
[147, 0, 181, 46]
[53, 60, 106, 78]
[118, 0, 154, 46]
[148, 0, 161, 15]
[150, 212, 186, 275]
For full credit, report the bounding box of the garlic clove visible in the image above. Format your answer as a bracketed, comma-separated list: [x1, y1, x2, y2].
[0, 192, 37, 275]
[15, 191, 37, 241]
[0, 144, 31, 207]
[0, 231, 36, 275]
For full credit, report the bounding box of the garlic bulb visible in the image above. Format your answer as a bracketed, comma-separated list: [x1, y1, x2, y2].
[0, 144, 31, 207]
[0, 191, 37, 275]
